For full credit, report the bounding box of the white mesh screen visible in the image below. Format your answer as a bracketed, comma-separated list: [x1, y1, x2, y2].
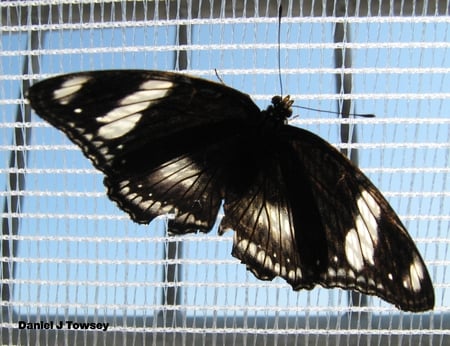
[1, 1, 449, 345]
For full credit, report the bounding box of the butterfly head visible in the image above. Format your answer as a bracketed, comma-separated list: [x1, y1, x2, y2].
[266, 95, 294, 124]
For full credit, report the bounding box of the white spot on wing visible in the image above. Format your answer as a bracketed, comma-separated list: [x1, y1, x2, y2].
[344, 190, 380, 271]
[409, 255, 425, 292]
[119, 89, 171, 105]
[345, 228, 364, 271]
[53, 76, 91, 104]
[238, 239, 249, 252]
[403, 279, 409, 289]
[149, 156, 201, 191]
[357, 190, 379, 244]
[274, 263, 280, 274]
[354, 215, 375, 265]
[328, 268, 336, 277]
[119, 180, 129, 187]
[360, 189, 381, 218]
[357, 275, 366, 285]
[96, 102, 150, 123]
[96, 98, 152, 139]
[120, 186, 130, 195]
[132, 195, 143, 205]
[103, 153, 113, 161]
[280, 209, 292, 239]
[234, 235, 297, 280]
[337, 268, 347, 278]
[139, 200, 153, 211]
[247, 242, 258, 258]
[347, 270, 356, 280]
[260, 251, 272, 268]
[140, 80, 174, 90]
[178, 213, 201, 226]
[98, 113, 142, 139]
[288, 270, 296, 281]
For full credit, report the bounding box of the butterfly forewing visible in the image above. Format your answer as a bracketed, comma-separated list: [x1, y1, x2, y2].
[286, 126, 434, 311]
[28, 70, 260, 175]
[27, 70, 434, 312]
[28, 70, 258, 229]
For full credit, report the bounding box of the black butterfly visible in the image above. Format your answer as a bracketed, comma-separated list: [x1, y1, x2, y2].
[27, 70, 434, 312]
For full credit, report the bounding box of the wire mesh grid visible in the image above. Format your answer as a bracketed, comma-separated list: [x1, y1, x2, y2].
[1, 0, 449, 345]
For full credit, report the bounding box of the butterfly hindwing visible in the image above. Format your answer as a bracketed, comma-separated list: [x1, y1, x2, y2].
[105, 150, 227, 233]
[219, 147, 303, 285]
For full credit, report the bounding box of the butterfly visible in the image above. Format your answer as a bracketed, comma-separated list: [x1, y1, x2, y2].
[27, 70, 434, 312]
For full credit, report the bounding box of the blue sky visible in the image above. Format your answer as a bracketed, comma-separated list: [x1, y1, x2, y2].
[1, 15, 449, 317]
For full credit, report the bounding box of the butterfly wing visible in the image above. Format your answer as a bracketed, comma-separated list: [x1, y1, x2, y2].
[220, 125, 434, 312]
[27, 70, 261, 232]
[28, 70, 433, 311]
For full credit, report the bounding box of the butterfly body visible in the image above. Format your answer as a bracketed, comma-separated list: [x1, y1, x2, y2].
[28, 70, 434, 312]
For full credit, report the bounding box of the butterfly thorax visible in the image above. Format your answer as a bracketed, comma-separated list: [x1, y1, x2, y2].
[263, 95, 294, 125]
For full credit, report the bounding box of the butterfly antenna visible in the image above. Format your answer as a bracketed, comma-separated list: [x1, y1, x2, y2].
[214, 69, 225, 85]
[277, 5, 283, 97]
[293, 105, 375, 118]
